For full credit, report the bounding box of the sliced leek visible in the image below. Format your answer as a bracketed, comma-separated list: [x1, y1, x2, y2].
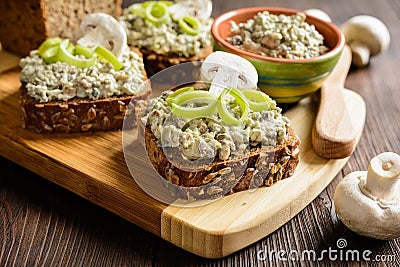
[178, 15, 200, 35]
[94, 45, 124, 71]
[170, 90, 217, 119]
[144, 2, 171, 26]
[217, 87, 250, 126]
[55, 39, 96, 68]
[242, 90, 274, 112]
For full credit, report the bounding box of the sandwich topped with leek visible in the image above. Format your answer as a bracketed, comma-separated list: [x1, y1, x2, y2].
[119, 0, 213, 76]
[138, 51, 300, 200]
[19, 13, 150, 133]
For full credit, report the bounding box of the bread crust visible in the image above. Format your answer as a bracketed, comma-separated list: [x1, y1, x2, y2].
[19, 83, 151, 133]
[144, 123, 301, 199]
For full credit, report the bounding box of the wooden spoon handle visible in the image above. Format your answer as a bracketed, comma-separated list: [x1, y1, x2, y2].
[312, 45, 357, 159]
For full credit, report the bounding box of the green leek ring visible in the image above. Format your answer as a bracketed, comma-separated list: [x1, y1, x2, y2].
[166, 87, 195, 105]
[144, 2, 171, 26]
[55, 39, 96, 69]
[217, 87, 250, 126]
[172, 90, 215, 105]
[172, 98, 217, 119]
[170, 90, 217, 119]
[75, 45, 94, 58]
[178, 15, 200, 35]
[242, 90, 273, 112]
[38, 37, 62, 58]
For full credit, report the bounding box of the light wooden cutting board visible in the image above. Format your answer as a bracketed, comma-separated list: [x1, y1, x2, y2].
[0, 52, 365, 258]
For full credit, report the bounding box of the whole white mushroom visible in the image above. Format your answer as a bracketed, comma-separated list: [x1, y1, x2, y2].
[304, 8, 332, 22]
[334, 152, 400, 240]
[341, 15, 391, 67]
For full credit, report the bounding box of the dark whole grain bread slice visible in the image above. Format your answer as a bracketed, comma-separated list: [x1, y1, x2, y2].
[20, 83, 151, 133]
[144, 124, 301, 200]
[138, 45, 213, 77]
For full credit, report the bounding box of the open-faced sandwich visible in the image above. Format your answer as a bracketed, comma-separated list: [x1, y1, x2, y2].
[136, 52, 300, 200]
[19, 13, 151, 133]
[119, 0, 214, 76]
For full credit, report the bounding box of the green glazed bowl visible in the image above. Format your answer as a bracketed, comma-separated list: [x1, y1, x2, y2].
[211, 7, 345, 103]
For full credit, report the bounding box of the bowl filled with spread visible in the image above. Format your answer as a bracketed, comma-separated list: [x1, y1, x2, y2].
[211, 7, 344, 103]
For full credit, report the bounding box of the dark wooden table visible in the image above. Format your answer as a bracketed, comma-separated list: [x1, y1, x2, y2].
[1, 0, 400, 266]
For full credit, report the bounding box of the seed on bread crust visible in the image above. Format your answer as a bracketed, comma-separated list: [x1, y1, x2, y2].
[207, 186, 223, 195]
[51, 112, 61, 124]
[87, 107, 96, 120]
[202, 172, 218, 184]
[218, 167, 232, 175]
[59, 103, 69, 110]
[292, 147, 300, 158]
[101, 116, 111, 130]
[81, 124, 93, 132]
[265, 177, 274, 187]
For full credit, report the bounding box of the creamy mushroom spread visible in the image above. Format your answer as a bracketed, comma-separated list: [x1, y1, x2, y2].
[143, 90, 290, 161]
[226, 11, 329, 59]
[120, 6, 212, 58]
[19, 49, 145, 103]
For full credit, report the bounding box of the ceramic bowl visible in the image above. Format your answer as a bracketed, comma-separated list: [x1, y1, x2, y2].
[211, 7, 345, 103]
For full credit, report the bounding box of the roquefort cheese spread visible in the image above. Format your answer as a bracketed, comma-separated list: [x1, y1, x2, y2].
[19, 49, 145, 103]
[144, 90, 290, 161]
[227, 11, 329, 59]
[119, 5, 212, 58]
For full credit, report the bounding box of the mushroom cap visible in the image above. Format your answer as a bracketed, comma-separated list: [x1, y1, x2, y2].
[201, 51, 258, 91]
[78, 13, 127, 58]
[341, 15, 391, 56]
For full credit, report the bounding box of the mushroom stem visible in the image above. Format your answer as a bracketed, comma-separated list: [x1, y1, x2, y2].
[349, 41, 371, 67]
[363, 152, 400, 201]
[208, 66, 239, 96]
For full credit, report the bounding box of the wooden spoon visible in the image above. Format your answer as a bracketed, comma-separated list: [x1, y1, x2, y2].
[312, 45, 361, 159]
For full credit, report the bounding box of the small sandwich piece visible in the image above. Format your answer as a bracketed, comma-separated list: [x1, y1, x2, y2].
[19, 13, 150, 133]
[119, 0, 213, 76]
[138, 52, 300, 200]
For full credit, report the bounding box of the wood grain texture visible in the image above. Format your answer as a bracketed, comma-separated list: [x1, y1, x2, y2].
[0, 69, 167, 237]
[0, 50, 19, 73]
[312, 45, 363, 159]
[1, 0, 400, 265]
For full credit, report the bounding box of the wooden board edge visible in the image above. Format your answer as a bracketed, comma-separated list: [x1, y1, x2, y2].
[220, 160, 349, 257]
[160, 158, 348, 258]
